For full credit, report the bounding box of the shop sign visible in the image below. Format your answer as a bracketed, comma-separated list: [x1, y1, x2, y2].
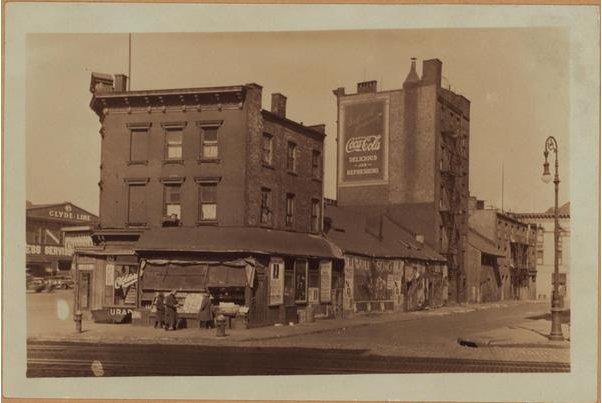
[26, 244, 42, 255]
[386, 274, 395, 290]
[26, 244, 73, 256]
[108, 307, 133, 318]
[319, 261, 332, 303]
[114, 272, 137, 289]
[48, 205, 93, 222]
[269, 259, 285, 306]
[339, 97, 389, 186]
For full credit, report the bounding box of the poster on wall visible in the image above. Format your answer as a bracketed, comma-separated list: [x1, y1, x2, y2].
[269, 259, 285, 306]
[105, 264, 115, 286]
[308, 288, 319, 303]
[294, 259, 308, 303]
[339, 97, 389, 186]
[319, 261, 332, 303]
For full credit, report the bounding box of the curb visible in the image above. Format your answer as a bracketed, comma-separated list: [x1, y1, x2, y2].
[457, 337, 570, 349]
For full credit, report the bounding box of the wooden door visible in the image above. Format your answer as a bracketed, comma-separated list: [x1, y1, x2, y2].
[249, 272, 268, 327]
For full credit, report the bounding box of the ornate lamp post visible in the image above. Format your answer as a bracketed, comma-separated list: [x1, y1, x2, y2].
[541, 136, 564, 341]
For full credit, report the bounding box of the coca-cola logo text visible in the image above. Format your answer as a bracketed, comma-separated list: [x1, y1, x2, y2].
[345, 135, 382, 153]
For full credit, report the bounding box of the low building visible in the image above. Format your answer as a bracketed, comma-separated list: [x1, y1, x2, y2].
[76, 73, 342, 327]
[467, 198, 538, 301]
[514, 202, 570, 305]
[26, 201, 98, 277]
[324, 201, 448, 314]
[464, 228, 506, 303]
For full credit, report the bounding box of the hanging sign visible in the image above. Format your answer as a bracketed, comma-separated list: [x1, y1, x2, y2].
[319, 261, 332, 303]
[269, 259, 285, 306]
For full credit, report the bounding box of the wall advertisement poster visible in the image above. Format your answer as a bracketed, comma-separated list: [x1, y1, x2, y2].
[319, 260, 332, 303]
[268, 258, 285, 306]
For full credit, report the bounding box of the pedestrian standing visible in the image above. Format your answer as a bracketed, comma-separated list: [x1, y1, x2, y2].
[164, 290, 178, 331]
[198, 292, 214, 329]
[152, 292, 165, 329]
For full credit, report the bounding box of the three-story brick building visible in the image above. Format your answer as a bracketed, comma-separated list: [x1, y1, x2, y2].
[75, 73, 342, 327]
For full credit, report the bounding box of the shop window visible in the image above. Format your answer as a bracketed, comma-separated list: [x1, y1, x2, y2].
[308, 266, 319, 288]
[260, 188, 272, 225]
[262, 133, 273, 166]
[127, 184, 147, 226]
[312, 150, 321, 179]
[130, 128, 148, 163]
[294, 259, 308, 303]
[285, 193, 295, 227]
[201, 127, 219, 160]
[310, 199, 320, 233]
[164, 184, 181, 220]
[165, 128, 183, 160]
[287, 141, 297, 172]
[199, 182, 217, 222]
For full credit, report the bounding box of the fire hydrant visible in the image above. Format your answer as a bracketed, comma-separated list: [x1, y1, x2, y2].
[215, 314, 227, 337]
[74, 310, 83, 333]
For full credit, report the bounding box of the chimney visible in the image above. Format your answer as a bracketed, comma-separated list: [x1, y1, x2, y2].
[271, 93, 287, 118]
[308, 124, 325, 134]
[403, 57, 420, 88]
[357, 80, 377, 94]
[421, 59, 442, 87]
[114, 74, 128, 92]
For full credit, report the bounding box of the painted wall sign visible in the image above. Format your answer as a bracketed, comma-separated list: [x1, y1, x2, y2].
[339, 97, 389, 186]
[269, 259, 285, 306]
[26, 244, 73, 257]
[114, 272, 138, 289]
[319, 261, 332, 303]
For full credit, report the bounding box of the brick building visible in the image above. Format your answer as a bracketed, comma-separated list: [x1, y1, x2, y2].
[76, 73, 341, 326]
[332, 58, 470, 302]
[468, 198, 538, 301]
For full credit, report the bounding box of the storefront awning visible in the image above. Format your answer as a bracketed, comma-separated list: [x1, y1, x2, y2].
[135, 227, 343, 259]
[141, 261, 248, 292]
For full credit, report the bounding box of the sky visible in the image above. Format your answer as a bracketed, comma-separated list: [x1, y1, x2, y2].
[26, 29, 570, 216]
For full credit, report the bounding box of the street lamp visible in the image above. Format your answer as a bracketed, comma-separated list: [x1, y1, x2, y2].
[541, 136, 564, 341]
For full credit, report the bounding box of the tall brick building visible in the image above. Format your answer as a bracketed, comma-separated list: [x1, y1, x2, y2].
[332, 58, 470, 302]
[75, 73, 341, 326]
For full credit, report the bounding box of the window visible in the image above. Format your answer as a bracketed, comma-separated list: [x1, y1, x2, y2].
[310, 199, 320, 233]
[537, 250, 544, 264]
[127, 184, 147, 226]
[43, 228, 62, 245]
[260, 188, 272, 225]
[199, 182, 217, 221]
[130, 128, 148, 162]
[201, 127, 219, 159]
[26, 227, 42, 244]
[262, 133, 273, 166]
[164, 184, 181, 220]
[165, 128, 183, 160]
[287, 142, 297, 172]
[312, 150, 321, 179]
[286, 193, 295, 227]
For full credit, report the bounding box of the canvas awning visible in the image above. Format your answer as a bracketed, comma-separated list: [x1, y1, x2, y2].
[141, 261, 248, 292]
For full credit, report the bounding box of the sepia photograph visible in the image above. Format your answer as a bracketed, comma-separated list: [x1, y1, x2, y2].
[3, 3, 599, 402]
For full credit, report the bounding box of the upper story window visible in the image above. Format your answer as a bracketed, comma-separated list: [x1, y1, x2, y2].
[164, 184, 182, 220]
[43, 228, 62, 245]
[201, 127, 218, 159]
[129, 128, 149, 163]
[165, 129, 183, 160]
[285, 193, 295, 227]
[262, 133, 273, 166]
[286, 142, 297, 172]
[26, 227, 42, 244]
[310, 198, 320, 233]
[312, 150, 321, 179]
[199, 182, 218, 222]
[260, 188, 272, 225]
[126, 181, 148, 226]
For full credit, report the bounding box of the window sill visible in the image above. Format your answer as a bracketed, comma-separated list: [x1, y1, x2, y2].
[163, 159, 184, 165]
[127, 160, 148, 166]
[198, 158, 220, 164]
[197, 220, 218, 226]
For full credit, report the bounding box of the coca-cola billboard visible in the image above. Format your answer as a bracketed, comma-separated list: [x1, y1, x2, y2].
[339, 98, 389, 185]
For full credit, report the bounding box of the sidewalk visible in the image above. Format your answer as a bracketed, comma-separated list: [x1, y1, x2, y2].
[28, 299, 552, 347]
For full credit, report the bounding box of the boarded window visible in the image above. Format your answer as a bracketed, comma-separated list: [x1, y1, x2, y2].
[287, 142, 297, 172]
[130, 129, 148, 162]
[262, 133, 273, 165]
[128, 184, 146, 225]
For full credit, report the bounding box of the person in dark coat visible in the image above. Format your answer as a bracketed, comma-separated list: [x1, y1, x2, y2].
[198, 292, 214, 329]
[164, 290, 178, 331]
[152, 292, 165, 329]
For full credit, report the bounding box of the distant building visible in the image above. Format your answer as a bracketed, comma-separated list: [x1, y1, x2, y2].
[467, 198, 538, 301]
[514, 202, 570, 305]
[332, 58, 470, 302]
[80, 73, 341, 326]
[26, 201, 98, 277]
